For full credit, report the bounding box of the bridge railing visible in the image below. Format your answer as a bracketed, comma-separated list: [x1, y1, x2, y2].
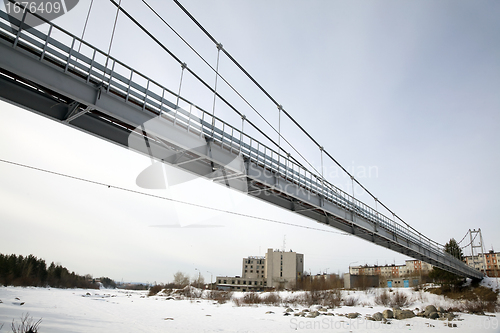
[0, 8, 478, 276]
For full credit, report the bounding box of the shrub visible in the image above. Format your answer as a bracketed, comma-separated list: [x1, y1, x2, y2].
[374, 289, 391, 307]
[261, 292, 281, 306]
[302, 289, 343, 308]
[207, 290, 232, 304]
[232, 297, 242, 307]
[343, 296, 359, 307]
[282, 294, 303, 307]
[304, 290, 322, 306]
[462, 300, 497, 314]
[242, 292, 261, 304]
[323, 289, 342, 308]
[148, 284, 164, 297]
[11, 313, 42, 333]
[390, 290, 413, 308]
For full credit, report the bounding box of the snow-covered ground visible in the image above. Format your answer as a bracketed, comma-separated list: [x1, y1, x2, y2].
[0, 279, 499, 333]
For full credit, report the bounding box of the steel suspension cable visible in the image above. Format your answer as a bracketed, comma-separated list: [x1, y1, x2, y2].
[460, 232, 479, 249]
[139, 0, 320, 175]
[457, 230, 470, 245]
[78, 0, 94, 53]
[211, 43, 222, 133]
[172, 0, 441, 246]
[109, 0, 307, 169]
[106, 0, 122, 68]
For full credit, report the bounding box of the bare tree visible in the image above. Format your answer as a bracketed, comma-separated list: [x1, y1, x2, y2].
[173, 272, 190, 288]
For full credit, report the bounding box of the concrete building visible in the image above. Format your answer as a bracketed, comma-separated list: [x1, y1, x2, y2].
[465, 250, 500, 277]
[349, 260, 433, 288]
[350, 260, 432, 278]
[216, 249, 304, 291]
[265, 248, 304, 289]
[344, 273, 379, 289]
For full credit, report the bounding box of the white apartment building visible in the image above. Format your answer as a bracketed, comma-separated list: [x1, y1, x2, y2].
[217, 248, 304, 291]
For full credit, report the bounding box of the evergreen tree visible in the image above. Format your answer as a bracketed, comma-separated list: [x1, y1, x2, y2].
[429, 238, 465, 290]
[444, 238, 464, 261]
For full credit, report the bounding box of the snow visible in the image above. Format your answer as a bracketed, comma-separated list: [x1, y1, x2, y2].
[0, 284, 498, 333]
[482, 277, 500, 293]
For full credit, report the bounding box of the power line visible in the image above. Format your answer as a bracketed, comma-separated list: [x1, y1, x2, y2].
[0, 158, 350, 236]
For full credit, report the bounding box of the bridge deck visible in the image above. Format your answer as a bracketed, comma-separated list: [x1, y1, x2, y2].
[0, 9, 482, 279]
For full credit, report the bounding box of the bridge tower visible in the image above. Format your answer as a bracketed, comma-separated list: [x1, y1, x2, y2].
[469, 228, 487, 276]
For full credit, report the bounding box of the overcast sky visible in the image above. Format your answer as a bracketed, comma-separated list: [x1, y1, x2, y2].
[0, 0, 499, 284]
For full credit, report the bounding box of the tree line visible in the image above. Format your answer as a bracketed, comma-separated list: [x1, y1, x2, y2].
[0, 253, 113, 289]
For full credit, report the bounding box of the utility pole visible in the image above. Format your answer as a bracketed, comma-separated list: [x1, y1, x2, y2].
[207, 271, 213, 291]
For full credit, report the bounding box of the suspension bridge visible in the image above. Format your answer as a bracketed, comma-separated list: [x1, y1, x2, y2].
[0, 2, 483, 279]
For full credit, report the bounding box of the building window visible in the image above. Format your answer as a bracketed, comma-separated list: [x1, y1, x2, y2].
[254, 281, 258, 285]
[243, 281, 246, 285]
[232, 280, 235, 284]
[224, 280, 227, 284]
[218, 279, 221, 283]
[280, 272, 282, 277]
[256, 270, 259, 273]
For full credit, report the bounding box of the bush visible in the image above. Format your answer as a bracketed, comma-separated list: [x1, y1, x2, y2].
[374, 289, 391, 307]
[343, 296, 359, 307]
[11, 313, 42, 333]
[390, 290, 413, 308]
[302, 289, 343, 308]
[232, 292, 282, 306]
[148, 284, 164, 297]
[323, 289, 342, 308]
[242, 292, 261, 304]
[282, 293, 303, 307]
[261, 292, 281, 306]
[304, 290, 322, 306]
[207, 290, 232, 304]
[232, 297, 242, 307]
[462, 300, 497, 314]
